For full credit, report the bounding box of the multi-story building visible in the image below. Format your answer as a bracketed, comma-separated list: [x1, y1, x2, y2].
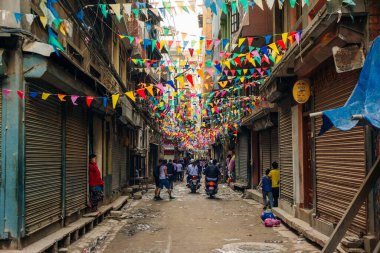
[0, 0, 162, 249]
[214, 0, 380, 251]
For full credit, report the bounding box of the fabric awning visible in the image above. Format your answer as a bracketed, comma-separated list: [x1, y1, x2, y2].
[319, 37, 380, 135]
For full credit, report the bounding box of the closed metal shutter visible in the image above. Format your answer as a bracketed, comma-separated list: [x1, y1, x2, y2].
[25, 84, 62, 235]
[238, 130, 249, 183]
[279, 101, 293, 204]
[0, 88, 2, 185]
[260, 130, 271, 178]
[314, 67, 366, 234]
[65, 106, 87, 215]
[112, 123, 122, 190]
[120, 128, 127, 187]
[271, 128, 279, 165]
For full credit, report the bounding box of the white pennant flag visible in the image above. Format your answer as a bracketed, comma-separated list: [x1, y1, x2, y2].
[266, 0, 275, 9]
[254, 0, 264, 10]
[25, 14, 35, 25]
[123, 3, 132, 17]
[110, 4, 122, 20]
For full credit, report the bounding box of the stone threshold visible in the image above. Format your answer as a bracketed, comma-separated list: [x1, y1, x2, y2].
[5, 196, 129, 253]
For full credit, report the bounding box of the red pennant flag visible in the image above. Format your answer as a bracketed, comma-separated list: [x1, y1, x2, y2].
[168, 40, 174, 48]
[17, 90, 25, 99]
[234, 57, 242, 67]
[206, 40, 213, 48]
[86, 96, 94, 107]
[277, 39, 286, 50]
[136, 88, 147, 99]
[230, 70, 236, 76]
[247, 37, 254, 47]
[188, 48, 194, 57]
[186, 75, 194, 87]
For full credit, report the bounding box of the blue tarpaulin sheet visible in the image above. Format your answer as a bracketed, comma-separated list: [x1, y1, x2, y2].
[319, 37, 380, 135]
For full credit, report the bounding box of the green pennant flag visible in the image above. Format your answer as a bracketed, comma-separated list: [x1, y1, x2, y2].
[206, 60, 213, 68]
[231, 1, 237, 14]
[127, 36, 134, 44]
[289, 0, 296, 8]
[269, 55, 276, 63]
[163, 1, 171, 10]
[164, 27, 170, 36]
[53, 19, 63, 29]
[49, 33, 64, 52]
[132, 9, 139, 18]
[305, 0, 310, 6]
[182, 6, 190, 13]
[152, 39, 157, 52]
[240, 0, 249, 12]
[100, 4, 108, 18]
[249, 46, 255, 52]
[221, 2, 228, 15]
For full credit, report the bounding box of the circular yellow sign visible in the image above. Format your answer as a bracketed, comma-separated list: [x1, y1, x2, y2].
[293, 80, 311, 104]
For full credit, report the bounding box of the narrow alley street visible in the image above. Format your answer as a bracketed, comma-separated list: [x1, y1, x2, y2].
[68, 182, 319, 253]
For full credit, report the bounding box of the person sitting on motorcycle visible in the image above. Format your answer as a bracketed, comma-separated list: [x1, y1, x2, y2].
[204, 159, 221, 185]
[186, 159, 200, 186]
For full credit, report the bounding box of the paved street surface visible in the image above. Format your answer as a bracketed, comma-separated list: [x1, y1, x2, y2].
[69, 181, 320, 253]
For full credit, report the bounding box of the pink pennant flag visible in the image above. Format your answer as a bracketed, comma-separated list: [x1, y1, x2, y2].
[214, 40, 221, 47]
[219, 52, 225, 57]
[206, 68, 213, 76]
[134, 37, 141, 46]
[221, 90, 227, 97]
[224, 70, 229, 76]
[295, 32, 301, 45]
[3, 89, 11, 98]
[155, 83, 165, 93]
[71, 95, 79, 105]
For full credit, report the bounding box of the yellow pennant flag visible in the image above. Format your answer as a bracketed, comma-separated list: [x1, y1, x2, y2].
[176, 76, 185, 85]
[238, 38, 246, 47]
[196, 49, 201, 55]
[224, 60, 231, 69]
[177, 46, 181, 54]
[269, 43, 279, 55]
[125, 91, 135, 102]
[197, 69, 204, 79]
[276, 55, 283, 64]
[146, 85, 154, 96]
[282, 32, 288, 45]
[243, 69, 248, 75]
[204, 83, 209, 90]
[112, 94, 120, 109]
[160, 40, 166, 50]
[42, 92, 51, 100]
[240, 76, 245, 82]
[132, 59, 137, 64]
[40, 16, 48, 28]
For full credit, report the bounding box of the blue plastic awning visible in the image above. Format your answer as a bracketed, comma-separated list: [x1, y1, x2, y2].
[319, 36, 380, 136]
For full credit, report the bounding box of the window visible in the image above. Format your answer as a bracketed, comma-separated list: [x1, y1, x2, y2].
[231, 12, 239, 34]
[198, 14, 203, 28]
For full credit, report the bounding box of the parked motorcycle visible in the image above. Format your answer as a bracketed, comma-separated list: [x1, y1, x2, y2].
[188, 175, 200, 193]
[205, 178, 218, 198]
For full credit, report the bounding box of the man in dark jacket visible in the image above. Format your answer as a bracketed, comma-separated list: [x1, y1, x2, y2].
[153, 159, 163, 200]
[204, 159, 221, 183]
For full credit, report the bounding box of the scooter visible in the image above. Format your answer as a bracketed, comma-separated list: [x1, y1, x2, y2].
[205, 178, 218, 198]
[188, 175, 200, 193]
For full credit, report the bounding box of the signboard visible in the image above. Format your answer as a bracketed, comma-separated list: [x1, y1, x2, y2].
[333, 45, 364, 73]
[293, 80, 311, 104]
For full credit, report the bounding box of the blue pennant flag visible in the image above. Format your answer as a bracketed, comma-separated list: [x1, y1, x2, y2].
[76, 9, 84, 22]
[29, 92, 39, 98]
[103, 97, 108, 108]
[14, 13, 23, 23]
[165, 80, 175, 89]
[265, 35, 272, 44]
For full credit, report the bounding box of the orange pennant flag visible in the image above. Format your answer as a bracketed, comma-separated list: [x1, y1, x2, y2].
[146, 85, 154, 96]
[57, 94, 66, 101]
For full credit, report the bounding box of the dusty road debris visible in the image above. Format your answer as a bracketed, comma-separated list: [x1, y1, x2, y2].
[69, 182, 320, 253]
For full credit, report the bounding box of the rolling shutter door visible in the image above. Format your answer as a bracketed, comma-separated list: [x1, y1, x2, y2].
[0, 88, 2, 185]
[65, 106, 88, 215]
[279, 102, 293, 204]
[260, 130, 271, 178]
[25, 84, 62, 235]
[314, 67, 366, 234]
[238, 131, 249, 183]
[112, 124, 122, 190]
[271, 128, 279, 165]
[120, 128, 127, 187]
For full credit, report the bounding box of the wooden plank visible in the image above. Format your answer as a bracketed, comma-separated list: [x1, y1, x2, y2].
[322, 156, 380, 253]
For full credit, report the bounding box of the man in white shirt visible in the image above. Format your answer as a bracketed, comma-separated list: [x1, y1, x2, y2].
[186, 159, 200, 185]
[176, 161, 183, 181]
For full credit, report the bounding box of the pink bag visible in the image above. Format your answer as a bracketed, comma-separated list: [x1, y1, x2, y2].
[264, 218, 273, 227]
[271, 219, 281, 226]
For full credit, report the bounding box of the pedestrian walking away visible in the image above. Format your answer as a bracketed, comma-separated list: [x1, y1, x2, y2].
[158, 160, 175, 199]
[153, 159, 163, 200]
[269, 162, 280, 207]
